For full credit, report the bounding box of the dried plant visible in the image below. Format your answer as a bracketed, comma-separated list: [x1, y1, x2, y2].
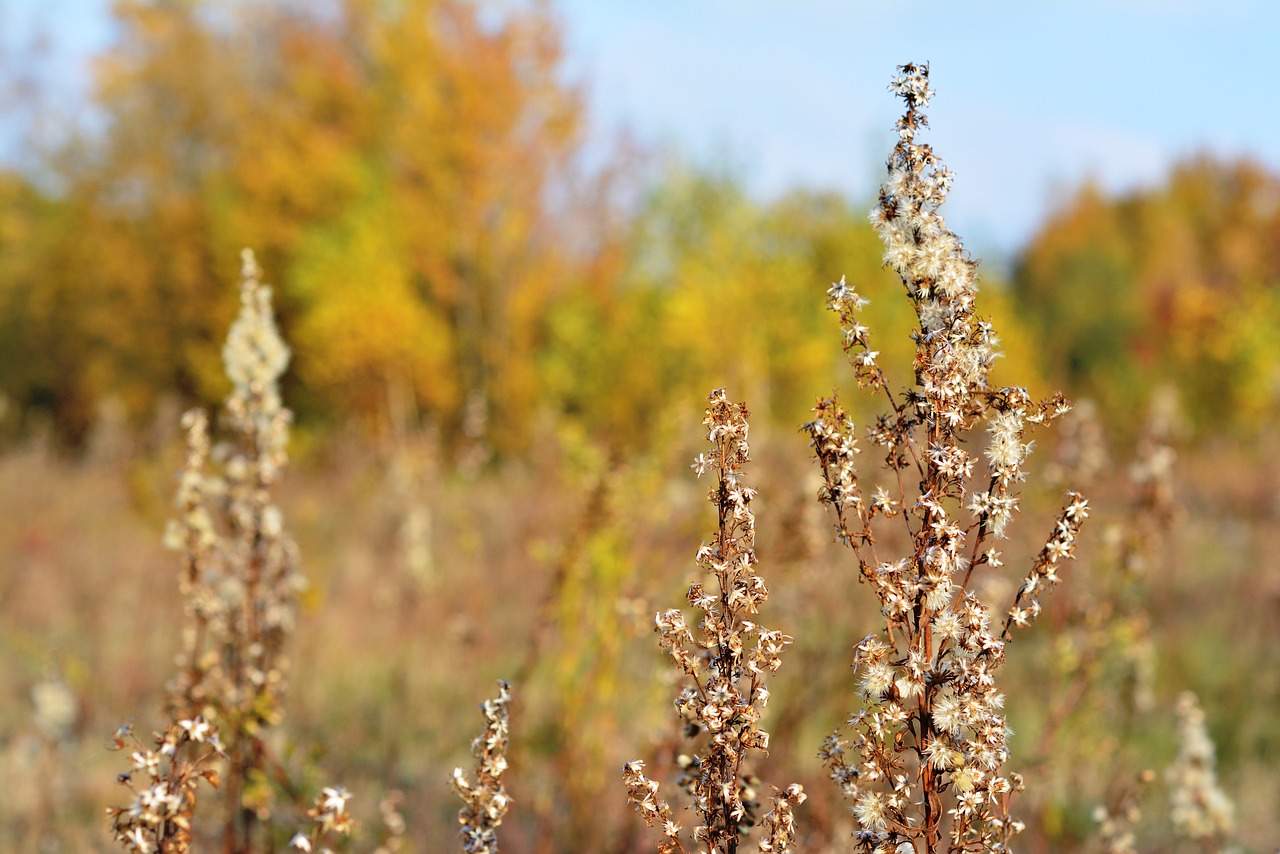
[157, 248, 304, 847]
[373, 790, 409, 853]
[1031, 394, 1177, 773]
[1044, 399, 1110, 489]
[1091, 770, 1153, 854]
[107, 250, 350, 853]
[288, 786, 354, 852]
[107, 717, 226, 853]
[30, 677, 78, 843]
[108, 253, 534, 854]
[1036, 394, 1239, 852]
[451, 681, 514, 854]
[625, 389, 805, 854]
[806, 64, 1087, 852]
[1166, 692, 1235, 849]
[1121, 389, 1181, 586]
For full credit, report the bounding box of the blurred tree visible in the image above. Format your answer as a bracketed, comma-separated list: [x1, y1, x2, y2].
[0, 173, 83, 438]
[1015, 156, 1280, 432]
[539, 169, 858, 454]
[0, 0, 591, 453]
[0, 0, 1055, 455]
[539, 164, 1045, 453]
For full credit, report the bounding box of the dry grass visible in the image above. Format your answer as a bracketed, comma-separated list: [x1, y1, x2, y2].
[0, 406, 1276, 851]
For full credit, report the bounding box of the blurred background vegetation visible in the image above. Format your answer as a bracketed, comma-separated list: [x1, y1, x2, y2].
[0, 1, 1277, 851]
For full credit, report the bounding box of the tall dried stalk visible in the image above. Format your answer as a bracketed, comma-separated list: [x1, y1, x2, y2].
[451, 681, 514, 854]
[164, 249, 303, 850]
[1166, 691, 1235, 848]
[110, 251, 324, 854]
[808, 64, 1087, 853]
[626, 389, 805, 854]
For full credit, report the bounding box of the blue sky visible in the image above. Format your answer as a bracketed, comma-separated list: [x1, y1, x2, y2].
[7, 0, 1280, 259]
[555, 1, 1280, 258]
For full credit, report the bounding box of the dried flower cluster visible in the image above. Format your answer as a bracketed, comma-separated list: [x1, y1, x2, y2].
[1045, 399, 1109, 488]
[1123, 391, 1180, 579]
[626, 389, 803, 854]
[288, 786, 354, 853]
[807, 64, 1086, 852]
[451, 681, 514, 854]
[1166, 692, 1235, 844]
[1002, 496, 1090, 638]
[1091, 769, 1155, 854]
[32, 678, 78, 745]
[107, 718, 226, 853]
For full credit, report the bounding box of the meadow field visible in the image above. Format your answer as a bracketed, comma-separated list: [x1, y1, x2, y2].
[1, 2, 1278, 852]
[2, 395, 1277, 852]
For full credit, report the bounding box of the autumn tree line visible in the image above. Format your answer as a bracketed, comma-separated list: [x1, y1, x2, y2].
[2, 0, 1278, 457]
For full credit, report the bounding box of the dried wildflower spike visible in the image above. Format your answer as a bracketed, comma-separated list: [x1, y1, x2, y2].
[1166, 692, 1235, 843]
[223, 247, 292, 481]
[158, 250, 305, 848]
[1003, 492, 1090, 639]
[810, 65, 1086, 852]
[452, 681, 513, 854]
[627, 389, 802, 854]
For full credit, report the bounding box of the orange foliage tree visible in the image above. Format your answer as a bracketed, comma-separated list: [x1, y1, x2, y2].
[1014, 156, 1280, 430]
[1, 0, 596, 452]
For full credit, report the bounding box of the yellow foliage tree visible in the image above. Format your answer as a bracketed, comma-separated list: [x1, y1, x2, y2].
[4, 0, 590, 451]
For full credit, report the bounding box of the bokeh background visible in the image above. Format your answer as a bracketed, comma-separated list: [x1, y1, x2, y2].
[1, 1, 1277, 851]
